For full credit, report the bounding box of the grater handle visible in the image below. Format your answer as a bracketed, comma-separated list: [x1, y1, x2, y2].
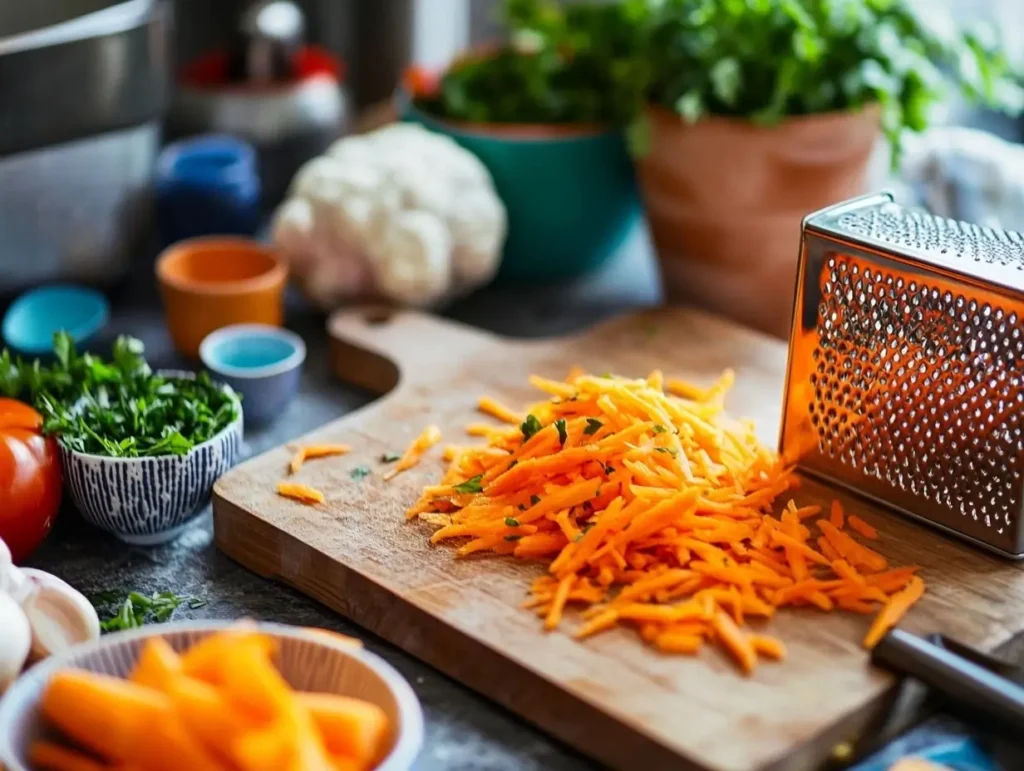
[872, 629, 1024, 731]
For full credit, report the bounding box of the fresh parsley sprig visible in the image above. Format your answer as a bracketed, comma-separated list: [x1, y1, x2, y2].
[93, 590, 206, 633]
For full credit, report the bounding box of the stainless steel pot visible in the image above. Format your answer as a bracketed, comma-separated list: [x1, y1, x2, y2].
[0, 0, 168, 295]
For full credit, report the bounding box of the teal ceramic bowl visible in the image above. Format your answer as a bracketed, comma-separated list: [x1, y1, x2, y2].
[403, 101, 640, 282]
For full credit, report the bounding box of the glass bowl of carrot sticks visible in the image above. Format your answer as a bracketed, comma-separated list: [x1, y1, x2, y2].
[0, 622, 423, 771]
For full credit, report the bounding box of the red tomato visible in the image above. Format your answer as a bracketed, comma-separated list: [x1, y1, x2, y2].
[0, 399, 61, 563]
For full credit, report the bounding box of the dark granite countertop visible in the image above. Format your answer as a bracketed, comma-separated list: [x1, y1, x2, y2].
[21, 224, 1021, 770]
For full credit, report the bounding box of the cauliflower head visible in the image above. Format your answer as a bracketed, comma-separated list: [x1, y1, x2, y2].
[272, 123, 507, 308]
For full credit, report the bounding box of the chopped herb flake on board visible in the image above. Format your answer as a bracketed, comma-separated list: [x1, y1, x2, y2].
[520, 414, 542, 440]
[454, 474, 484, 494]
[350, 466, 371, 480]
[380, 452, 402, 463]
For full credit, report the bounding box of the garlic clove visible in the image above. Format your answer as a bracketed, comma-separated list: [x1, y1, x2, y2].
[0, 592, 31, 693]
[18, 569, 100, 662]
[0, 537, 33, 606]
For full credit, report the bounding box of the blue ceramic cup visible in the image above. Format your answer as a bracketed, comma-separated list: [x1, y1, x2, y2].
[401, 99, 641, 282]
[199, 324, 305, 427]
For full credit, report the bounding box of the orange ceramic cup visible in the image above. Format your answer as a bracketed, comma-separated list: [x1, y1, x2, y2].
[156, 237, 288, 358]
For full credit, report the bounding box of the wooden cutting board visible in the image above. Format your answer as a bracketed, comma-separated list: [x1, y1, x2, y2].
[213, 307, 1024, 771]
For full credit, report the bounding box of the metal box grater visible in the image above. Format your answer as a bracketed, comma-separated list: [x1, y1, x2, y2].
[780, 191, 1024, 559]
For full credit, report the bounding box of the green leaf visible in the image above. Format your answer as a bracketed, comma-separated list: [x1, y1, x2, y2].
[626, 115, 652, 157]
[350, 466, 371, 480]
[710, 58, 741, 106]
[653, 424, 667, 434]
[554, 418, 568, 445]
[675, 91, 704, 123]
[454, 474, 484, 494]
[53, 331, 74, 371]
[583, 418, 603, 436]
[530, 494, 542, 506]
[520, 414, 543, 441]
[504, 517, 521, 527]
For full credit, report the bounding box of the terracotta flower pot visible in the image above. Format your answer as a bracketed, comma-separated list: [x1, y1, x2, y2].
[637, 104, 881, 338]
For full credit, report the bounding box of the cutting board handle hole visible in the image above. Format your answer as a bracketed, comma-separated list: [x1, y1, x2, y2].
[364, 309, 394, 326]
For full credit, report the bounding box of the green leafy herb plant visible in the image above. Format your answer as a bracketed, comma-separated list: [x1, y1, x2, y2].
[414, 0, 1020, 162]
[411, 0, 648, 126]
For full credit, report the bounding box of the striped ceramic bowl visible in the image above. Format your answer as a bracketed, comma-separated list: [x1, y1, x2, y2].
[0, 622, 424, 771]
[59, 381, 243, 545]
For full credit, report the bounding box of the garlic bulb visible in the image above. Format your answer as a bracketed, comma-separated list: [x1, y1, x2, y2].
[0, 592, 31, 693]
[18, 568, 100, 661]
[0, 538, 101, 677]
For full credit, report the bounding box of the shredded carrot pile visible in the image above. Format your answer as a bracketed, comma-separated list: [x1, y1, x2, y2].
[383, 425, 442, 481]
[289, 443, 351, 474]
[277, 480, 326, 505]
[407, 369, 925, 673]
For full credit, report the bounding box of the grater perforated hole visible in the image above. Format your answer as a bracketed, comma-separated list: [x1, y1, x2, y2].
[811, 252, 1024, 533]
[836, 204, 1024, 269]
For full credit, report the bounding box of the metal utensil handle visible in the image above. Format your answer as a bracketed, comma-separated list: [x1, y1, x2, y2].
[872, 629, 1024, 731]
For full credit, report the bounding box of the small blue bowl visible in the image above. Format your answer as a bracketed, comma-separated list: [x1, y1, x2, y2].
[199, 324, 305, 427]
[2, 285, 110, 355]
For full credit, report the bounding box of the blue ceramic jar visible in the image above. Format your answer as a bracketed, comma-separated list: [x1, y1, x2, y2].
[156, 135, 261, 243]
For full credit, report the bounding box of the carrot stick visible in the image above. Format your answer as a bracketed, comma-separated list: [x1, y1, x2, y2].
[864, 576, 926, 649]
[289, 444, 350, 474]
[829, 500, 845, 529]
[544, 575, 574, 631]
[750, 635, 787, 661]
[383, 425, 442, 481]
[298, 692, 390, 766]
[276, 481, 325, 505]
[28, 743, 108, 771]
[847, 515, 879, 540]
[478, 396, 523, 424]
[40, 670, 174, 761]
[712, 609, 757, 674]
[130, 638, 182, 691]
[655, 632, 703, 654]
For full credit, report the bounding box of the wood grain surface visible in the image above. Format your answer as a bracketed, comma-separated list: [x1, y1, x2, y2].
[213, 307, 1024, 771]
